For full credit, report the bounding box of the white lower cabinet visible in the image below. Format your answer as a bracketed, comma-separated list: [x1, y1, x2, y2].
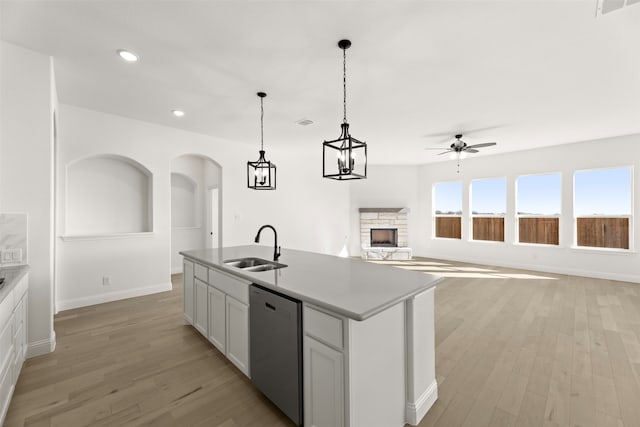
[304, 335, 344, 427]
[304, 305, 345, 427]
[193, 278, 209, 336]
[0, 272, 28, 427]
[183, 259, 250, 378]
[225, 295, 249, 376]
[207, 285, 226, 353]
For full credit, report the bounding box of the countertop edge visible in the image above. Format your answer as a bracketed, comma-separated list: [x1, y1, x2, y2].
[0, 265, 30, 305]
[180, 251, 441, 321]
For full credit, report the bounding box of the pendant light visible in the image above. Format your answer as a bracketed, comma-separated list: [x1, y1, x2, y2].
[323, 39, 367, 180]
[247, 92, 276, 190]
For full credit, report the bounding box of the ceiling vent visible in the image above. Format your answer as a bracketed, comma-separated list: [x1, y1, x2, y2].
[296, 118, 314, 126]
[596, 0, 640, 16]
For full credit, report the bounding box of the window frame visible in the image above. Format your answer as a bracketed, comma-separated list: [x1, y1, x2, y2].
[470, 177, 507, 243]
[515, 172, 562, 246]
[572, 166, 634, 251]
[432, 180, 463, 240]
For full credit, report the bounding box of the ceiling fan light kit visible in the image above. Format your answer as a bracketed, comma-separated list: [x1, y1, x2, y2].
[323, 39, 367, 181]
[427, 133, 497, 174]
[247, 92, 276, 190]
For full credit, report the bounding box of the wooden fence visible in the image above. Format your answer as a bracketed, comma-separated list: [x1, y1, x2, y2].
[435, 217, 461, 239]
[577, 217, 629, 249]
[519, 217, 559, 245]
[472, 217, 504, 242]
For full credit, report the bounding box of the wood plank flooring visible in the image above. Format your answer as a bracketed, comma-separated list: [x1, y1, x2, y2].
[5, 258, 640, 427]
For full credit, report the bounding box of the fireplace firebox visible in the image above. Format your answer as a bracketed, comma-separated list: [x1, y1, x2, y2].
[370, 228, 398, 247]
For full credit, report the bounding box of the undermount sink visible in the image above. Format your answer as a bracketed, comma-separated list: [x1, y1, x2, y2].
[224, 257, 287, 272]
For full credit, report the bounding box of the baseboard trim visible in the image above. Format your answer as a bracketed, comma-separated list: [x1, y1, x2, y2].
[56, 282, 173, 311]
[418, 252, 640, 284]
[27, 332, 56, 358]
[406, 379, 438, 426]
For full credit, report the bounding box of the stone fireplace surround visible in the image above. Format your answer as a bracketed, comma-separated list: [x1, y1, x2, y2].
[359, 208, 412, 260]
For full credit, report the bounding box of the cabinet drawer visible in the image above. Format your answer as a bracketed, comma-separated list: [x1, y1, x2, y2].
[14, 298, 25, 333]
[0, 357, 13, 419]
[209, 268, 250, 305]
[0, 291, 13, 328]
[304, 306, 343, 350]
[0, 319, 14, 370]
[194, 263, 208, 282]
[13, 276, 27, 306]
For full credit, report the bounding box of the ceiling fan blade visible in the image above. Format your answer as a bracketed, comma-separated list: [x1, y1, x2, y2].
[438, 151, 452, 156]
[465, 148, 479, 153]
[424, 147, 446, 150]
[465, 142, 497, 149]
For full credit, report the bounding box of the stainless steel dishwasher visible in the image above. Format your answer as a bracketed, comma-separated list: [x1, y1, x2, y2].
[250, 284, 303, 426]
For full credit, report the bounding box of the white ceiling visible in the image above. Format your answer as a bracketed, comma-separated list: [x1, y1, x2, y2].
[2, 0, 639, 165]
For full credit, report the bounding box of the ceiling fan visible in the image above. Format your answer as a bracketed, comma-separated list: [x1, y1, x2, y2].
[426, 134, 497, 173]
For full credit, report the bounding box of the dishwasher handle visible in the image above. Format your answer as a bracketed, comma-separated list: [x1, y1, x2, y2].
[265, 302, 276, 311]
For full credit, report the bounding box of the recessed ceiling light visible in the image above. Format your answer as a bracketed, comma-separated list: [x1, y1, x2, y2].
[117, 49, 139, 62]
[172, 109, 185, 117]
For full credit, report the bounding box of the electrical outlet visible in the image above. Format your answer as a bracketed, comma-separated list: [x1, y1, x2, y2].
[11, 248, 22, 262]
[102, 276, 111, 286]
[1, 248, 22, 263]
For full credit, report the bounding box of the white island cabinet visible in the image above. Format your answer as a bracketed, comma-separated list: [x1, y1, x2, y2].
[0, 267, 29, 427]
[181, 246, 440, 427]
[182, 259, 250, 377]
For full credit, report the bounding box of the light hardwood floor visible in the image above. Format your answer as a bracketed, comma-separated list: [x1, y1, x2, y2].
[5, 259, 640, 427]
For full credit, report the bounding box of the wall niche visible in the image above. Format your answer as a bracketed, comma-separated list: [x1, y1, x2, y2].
[65, 154, 152, 235]
[171, 172, 197, 228]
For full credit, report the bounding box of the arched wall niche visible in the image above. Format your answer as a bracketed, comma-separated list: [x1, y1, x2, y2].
[65, 154, 153, 235]
[171, 172, 198, 228]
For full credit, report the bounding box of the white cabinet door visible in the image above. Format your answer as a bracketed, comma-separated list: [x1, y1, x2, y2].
[207, 286, 226, 353]
[194, 278, 208, 336]
[183, 260, 194, 324]
[304, 336, 344, 427]
[226, 296, 249, 377]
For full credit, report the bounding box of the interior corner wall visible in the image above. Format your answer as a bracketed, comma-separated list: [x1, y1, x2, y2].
[170, 155, 208, 274]
[0, 41, 56, 355]
[417, 134, 640, 283]
[56, 104, 351, 310]
[348, 165, 421, 256]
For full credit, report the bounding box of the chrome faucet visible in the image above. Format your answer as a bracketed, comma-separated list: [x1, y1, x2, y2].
[254, 224, 281, 261]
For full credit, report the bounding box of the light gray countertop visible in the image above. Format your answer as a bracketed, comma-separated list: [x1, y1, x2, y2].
[180, 245, 442, 321]
[0, 264, 29, 305]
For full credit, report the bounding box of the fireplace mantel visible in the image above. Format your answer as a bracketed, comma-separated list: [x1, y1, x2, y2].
[358, 207, 410, 214]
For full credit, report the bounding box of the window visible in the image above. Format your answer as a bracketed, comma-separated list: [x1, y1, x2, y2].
[433, 181, 462, 239]
[574, 167, 632, 249]
[471, 178, 506, 242]
[517, 173, 561, 245]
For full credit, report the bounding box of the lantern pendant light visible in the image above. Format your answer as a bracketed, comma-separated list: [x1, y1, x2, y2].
[323, 39, 367, 180]
[247, 92, 276, 190]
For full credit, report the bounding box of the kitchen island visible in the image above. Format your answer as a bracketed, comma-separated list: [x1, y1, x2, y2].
[180, 245, 441, 427]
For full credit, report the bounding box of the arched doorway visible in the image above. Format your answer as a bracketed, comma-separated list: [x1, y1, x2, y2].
[170, 154, 222, 274]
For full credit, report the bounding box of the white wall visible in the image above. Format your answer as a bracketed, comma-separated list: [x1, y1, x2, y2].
[348, 165, 421, 256]
[415, 134, 640, 283]
[56, 104, 350, 310]
[170, 154, 221, 274]
[0, 41, 56, 356]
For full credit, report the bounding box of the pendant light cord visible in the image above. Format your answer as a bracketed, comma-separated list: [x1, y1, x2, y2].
[343, 46, 347, 124]
[260, 96, 264, 151]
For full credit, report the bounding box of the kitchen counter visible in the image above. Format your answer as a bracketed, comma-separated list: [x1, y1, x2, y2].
[181, 245, 439, 426]
[0, 264, 29, 305]
[180, 245, 441, 321]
